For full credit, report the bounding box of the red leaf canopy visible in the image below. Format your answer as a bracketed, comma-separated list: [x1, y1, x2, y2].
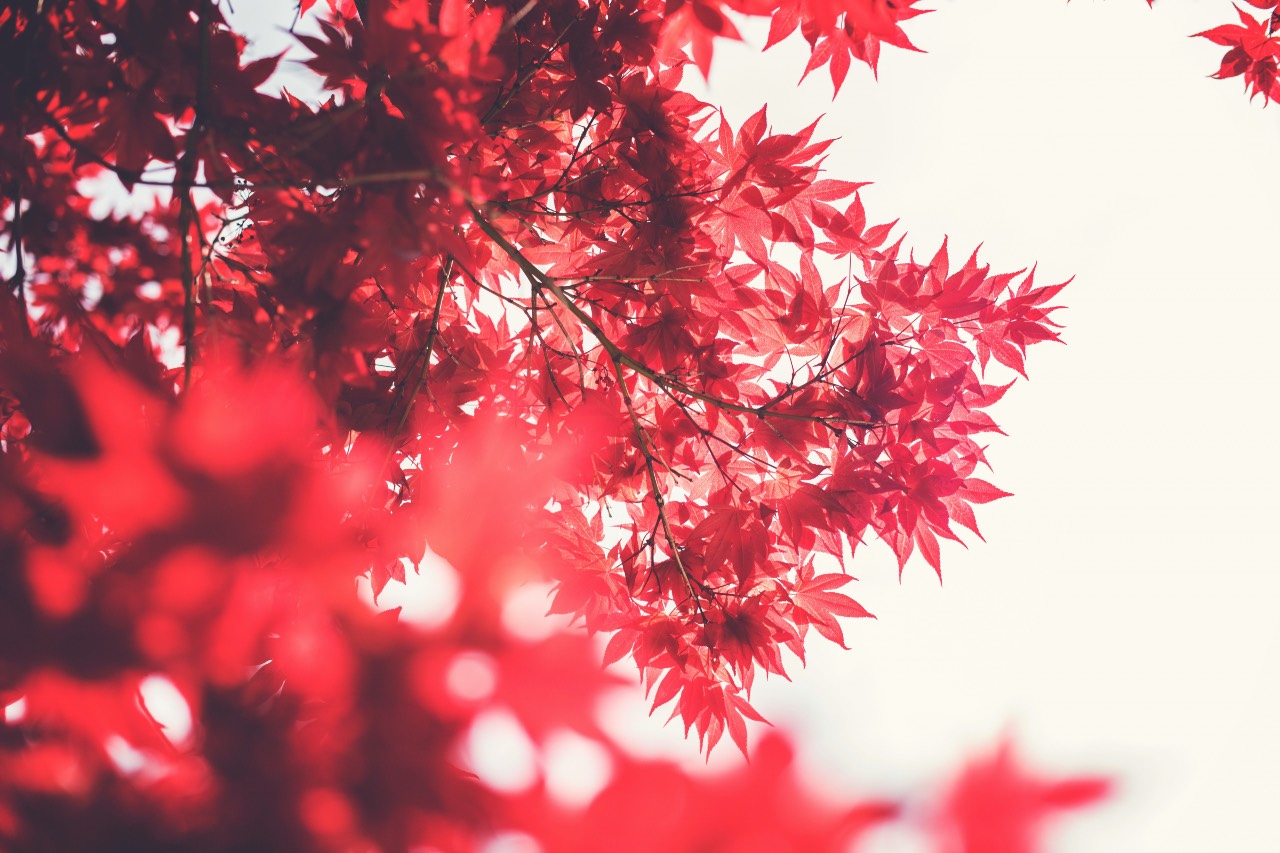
[0, 0, 1101, 849]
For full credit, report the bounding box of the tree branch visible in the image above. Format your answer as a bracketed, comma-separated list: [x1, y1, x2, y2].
[6, 184, 31, 340]
[613, 356, 708, 621]
[177, 0, 213, 387]
[467, 202, 881, 431]
[391, 257, 452, 436]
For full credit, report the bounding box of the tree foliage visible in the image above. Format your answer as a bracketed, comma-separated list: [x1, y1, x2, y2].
[1191, 0, 1280, 102]
[0, 0, 1127, 849]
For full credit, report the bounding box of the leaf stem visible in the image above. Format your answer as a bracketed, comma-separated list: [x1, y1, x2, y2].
[392, 258, 452, 436]
[467, 202, 880, 430]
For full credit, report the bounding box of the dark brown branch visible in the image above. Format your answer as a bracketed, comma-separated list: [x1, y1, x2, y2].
[612, 357, 707, 622]
[467, 203, 881, 431]
[5, 0, 46, 340]
[481, 8, 587, 126]
[176, 0, 214, 386]
[391, 258, 452, 436]
[6, 184, 31, 340]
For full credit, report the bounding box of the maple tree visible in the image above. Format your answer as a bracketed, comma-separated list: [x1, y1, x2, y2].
[0, 0, 1119, 849]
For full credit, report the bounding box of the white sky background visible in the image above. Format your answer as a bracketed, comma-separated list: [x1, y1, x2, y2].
[611, 2, 1279, 851]
[203, 2, 1280, 850]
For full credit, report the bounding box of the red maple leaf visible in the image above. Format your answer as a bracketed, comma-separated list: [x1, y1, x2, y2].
[1196, 3, 1280, 102]
[790, 562, 874, 650]
[937, 738, 1112, 853]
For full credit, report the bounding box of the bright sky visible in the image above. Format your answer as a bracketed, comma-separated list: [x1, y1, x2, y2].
[190, 3, 1280, 850]
[600, 3, 1280, 851]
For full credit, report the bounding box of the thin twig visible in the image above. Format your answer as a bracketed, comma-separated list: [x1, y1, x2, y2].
[7, 184, 30, 341]
[176, 0, 213, 386]
[613, 357, 707, 621]
[467, 203, 881, 430]
[392, 258, 452, 435]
